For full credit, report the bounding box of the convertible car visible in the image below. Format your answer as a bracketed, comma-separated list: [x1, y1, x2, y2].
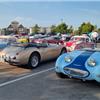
[55, 48, 100, 82]
[66, 36, 95, 52]
[0, 42, 66, 68]
[31, 35, 64, 45]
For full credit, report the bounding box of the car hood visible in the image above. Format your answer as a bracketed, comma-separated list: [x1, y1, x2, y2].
[2, 46, 24, 55]
[66, 40, 83, 47]
[66, 41, 76, 47]
[64, 50, 95, 71]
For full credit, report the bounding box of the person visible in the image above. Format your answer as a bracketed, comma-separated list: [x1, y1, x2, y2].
[91, 31, 98, 43]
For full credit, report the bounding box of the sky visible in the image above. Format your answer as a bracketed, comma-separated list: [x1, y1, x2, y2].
[0, 1, 100, 29]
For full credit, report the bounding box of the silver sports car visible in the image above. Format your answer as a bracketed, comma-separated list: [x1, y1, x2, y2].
[0, 42, 66, 68]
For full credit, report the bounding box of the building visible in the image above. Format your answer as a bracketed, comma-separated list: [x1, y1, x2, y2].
[29, 26, 51, 35]
[39, 27, 51, 33]
[2, 21, 29, 35]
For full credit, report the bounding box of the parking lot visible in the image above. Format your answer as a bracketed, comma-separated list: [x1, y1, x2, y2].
[0, 57, 100, 100]
[0, 1, 100, 100]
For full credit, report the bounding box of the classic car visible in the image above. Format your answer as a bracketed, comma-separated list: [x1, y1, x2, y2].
[31, 35, 64, 45]
[61, 34, 71, 41]
[29, 34, 49, 42]
[17, 37, 29, 43]
[0, 42, 67, 68]
[66, 36, 95, 52]
[55, 48, 100, 82]
[0, 35, 17, 51]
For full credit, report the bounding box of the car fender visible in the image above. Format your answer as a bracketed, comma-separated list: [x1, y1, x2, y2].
[85, 52, 100, 82]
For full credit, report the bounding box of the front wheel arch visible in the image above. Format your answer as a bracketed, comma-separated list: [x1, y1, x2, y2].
[60, 47, 67, 55]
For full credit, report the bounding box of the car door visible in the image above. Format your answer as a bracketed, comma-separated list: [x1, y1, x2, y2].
[44, 44, 61, 60]
[36, 43, 59, 61]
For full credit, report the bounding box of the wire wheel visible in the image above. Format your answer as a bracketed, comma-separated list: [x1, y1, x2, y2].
[29, 53, 40, 68]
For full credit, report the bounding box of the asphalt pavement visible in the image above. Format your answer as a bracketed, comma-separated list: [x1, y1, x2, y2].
[0, 59, 100, 100]
[0, 43, 100, 100]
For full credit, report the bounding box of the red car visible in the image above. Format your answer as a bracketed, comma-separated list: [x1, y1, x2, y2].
[66, 36, 95, 52]
[31, 36, 64, 45]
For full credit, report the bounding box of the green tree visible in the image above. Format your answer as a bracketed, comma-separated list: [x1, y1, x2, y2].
[94, 25, 97, 31]
[50, 25, 56, 33]
[78, 22, 94, 35]
[78, 22, 85, 34]
[32, 24, 40, 34]
[67, 25, 73, 33]
[97, 28, 100, 33]
[73, 30, 79, 35]
[55, 22, 68, 34]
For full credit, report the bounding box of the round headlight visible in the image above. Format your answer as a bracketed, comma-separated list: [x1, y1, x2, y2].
[87, 58, 96, 67]
[65, 56, 72, 63]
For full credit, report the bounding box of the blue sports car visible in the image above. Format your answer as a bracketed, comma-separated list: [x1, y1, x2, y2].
[55, 48, 100, 82]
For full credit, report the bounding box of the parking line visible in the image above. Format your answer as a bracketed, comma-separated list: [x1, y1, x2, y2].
[0, 67, 54, 87]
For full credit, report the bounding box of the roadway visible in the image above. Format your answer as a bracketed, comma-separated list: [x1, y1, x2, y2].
[0, 59, 100, 100]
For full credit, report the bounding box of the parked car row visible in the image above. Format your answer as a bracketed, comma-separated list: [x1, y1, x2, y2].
[0, 34, 100, 83]
[0, 34, 95, 51]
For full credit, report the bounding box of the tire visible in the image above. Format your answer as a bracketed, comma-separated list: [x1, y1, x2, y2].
[56, 72, 67, 78]
[60, 48, 67, 55]
[29, 53, 40, 68]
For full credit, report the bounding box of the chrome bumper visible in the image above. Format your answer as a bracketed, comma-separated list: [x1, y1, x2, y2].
[64, 67, 89, 78]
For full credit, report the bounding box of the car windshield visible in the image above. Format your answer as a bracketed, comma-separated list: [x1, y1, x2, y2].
[61, 36, 71, 41]
[70, 37, 85, 41]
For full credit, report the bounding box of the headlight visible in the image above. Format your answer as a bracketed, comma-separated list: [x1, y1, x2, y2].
[87, 58, 96, 67]
[65, 56, 72, 63]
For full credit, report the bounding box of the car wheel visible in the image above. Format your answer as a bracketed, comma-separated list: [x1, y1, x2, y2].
[60, 48, 67, 55]
[56, 72, 67, 78]
[29, 53, 40, 68]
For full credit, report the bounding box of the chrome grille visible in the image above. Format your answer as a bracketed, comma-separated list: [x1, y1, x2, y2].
[64, 67, 88, 77]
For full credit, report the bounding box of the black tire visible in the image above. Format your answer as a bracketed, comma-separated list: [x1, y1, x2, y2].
[56, 72, 67, 78]
[29, 53, 40, 68]
[60, 48, 67, 55]
[80, 79, 88, 83]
